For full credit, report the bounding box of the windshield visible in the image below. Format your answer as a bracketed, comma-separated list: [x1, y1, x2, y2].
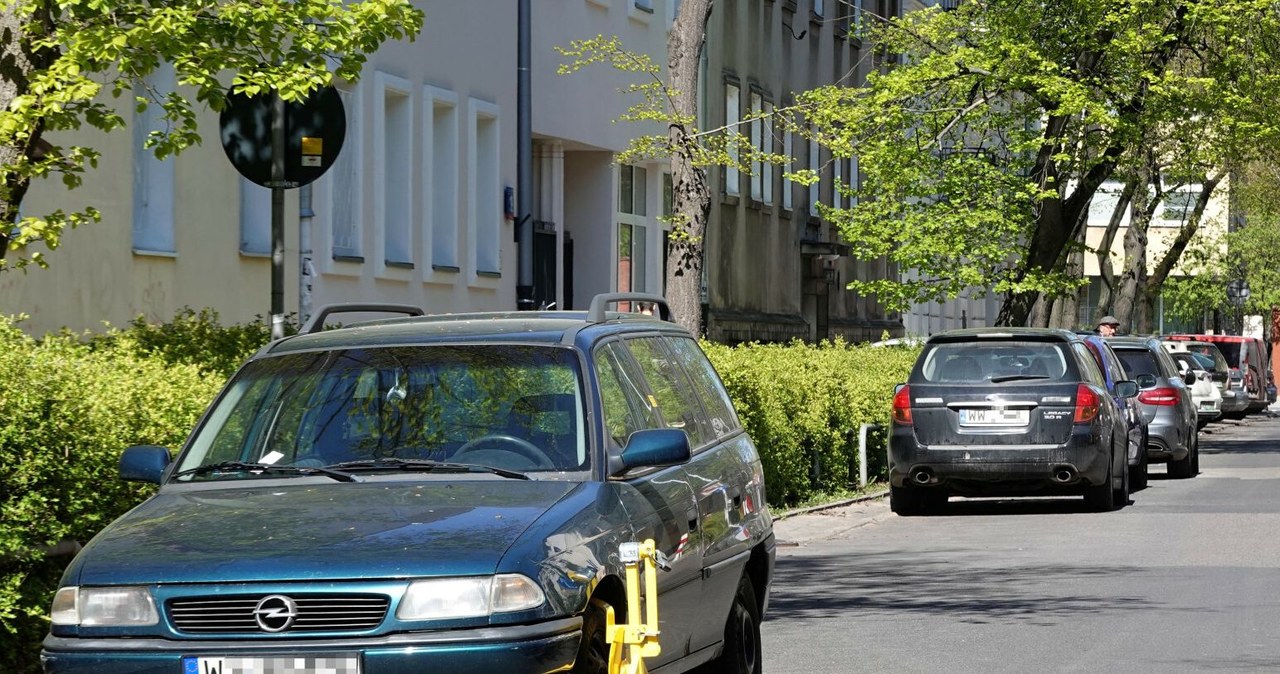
[176, 345, 588, 480]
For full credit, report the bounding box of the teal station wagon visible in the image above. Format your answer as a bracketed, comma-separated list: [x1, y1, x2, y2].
[42, 294, 774, 674]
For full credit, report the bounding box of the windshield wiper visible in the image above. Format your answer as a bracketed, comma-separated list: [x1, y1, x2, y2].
[172, 461, 360, 483]
[325, 457, 530, 480]
[989, 374, 1054, 383]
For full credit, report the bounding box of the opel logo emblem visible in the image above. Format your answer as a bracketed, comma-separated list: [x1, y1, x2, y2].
[253, 594, 299, 632]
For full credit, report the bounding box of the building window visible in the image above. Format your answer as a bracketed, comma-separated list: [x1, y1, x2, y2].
[849, 154, 859, 208]
[619, 164, 654, 301]
[132, 63, 176, 254]
[425, 86, 459, 270]
[331, 85, 363, 260]
[239, 179, 270, 255]
[618, 222, 648, 295]
[470, 98, 501, 274]
[808, 126, 820, 216]
[750, 91, 763, 201]
[782, 127, 794, 211]
[725, 82, 740, 196]
[620, 164, 648, 216]
[1161, 190, 1196, 224]
[762, 101, 775, 206]
[832, 156, 843, 208]
[377, 73, 414, 267]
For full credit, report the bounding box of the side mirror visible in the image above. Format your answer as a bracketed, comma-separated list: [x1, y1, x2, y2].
[1115, 380, 1138, 398]
[609, 429, 691, 477]
[1183, 370, 1197, 386]
[120, 445, 172, 484]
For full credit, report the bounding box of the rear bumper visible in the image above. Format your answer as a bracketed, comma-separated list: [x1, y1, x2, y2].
[1220, 390, 1249, 414]
[1145, 433, 1189, 463]
[888, 424, 1111, 496]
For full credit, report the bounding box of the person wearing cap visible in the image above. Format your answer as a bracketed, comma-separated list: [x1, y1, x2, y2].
[1097, 315, 1121, 337]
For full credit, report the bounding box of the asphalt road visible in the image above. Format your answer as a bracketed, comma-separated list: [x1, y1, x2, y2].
[763, 405, 1280, 673]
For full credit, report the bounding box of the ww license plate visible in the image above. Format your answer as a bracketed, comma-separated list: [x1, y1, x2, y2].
[182, 655, 360, 674]
[959, 408, 1029, 427]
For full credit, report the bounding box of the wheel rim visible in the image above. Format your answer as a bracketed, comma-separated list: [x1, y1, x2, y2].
[735, 600, 758, 671]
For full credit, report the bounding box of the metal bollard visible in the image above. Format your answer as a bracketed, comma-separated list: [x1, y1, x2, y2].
[606, 539, 668, 674]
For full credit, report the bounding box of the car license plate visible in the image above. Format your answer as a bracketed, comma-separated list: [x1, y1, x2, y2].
[959, 408, 1029, 426]
[182, 655, 360, 674]
[1199, 402, 1217, 411]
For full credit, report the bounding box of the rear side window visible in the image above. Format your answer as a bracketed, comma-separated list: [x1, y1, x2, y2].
[916, 341, 1071, 383]
[1072, 343, 1106, 386]
[1114, 349, 1159, 378]
[665, 336, 741, 439]
[627, 336, 713, 449]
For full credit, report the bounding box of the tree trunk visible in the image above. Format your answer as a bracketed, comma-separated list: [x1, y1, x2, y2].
[1112, 164, 1158, 332]
[0, 3, 52, 251]
[664, 0, 714, 337]
[1092, 179, 1134, 324]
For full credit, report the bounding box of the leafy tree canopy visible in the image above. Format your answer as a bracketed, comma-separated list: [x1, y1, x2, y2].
[794, 0, 1280, 320]
[0, 0, 424, 270]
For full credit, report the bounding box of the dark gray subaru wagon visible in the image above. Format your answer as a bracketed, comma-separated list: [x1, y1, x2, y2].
[889, 328, 1136, 515]
[42, 294, 774, 674]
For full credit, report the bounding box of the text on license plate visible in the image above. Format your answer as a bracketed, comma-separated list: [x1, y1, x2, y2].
[183, 655, 360, 674]
[959, 408, 1029, 426]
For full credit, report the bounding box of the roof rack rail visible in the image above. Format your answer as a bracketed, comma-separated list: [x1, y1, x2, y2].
[586, 293, 674, 324]
[299, 303, 425, 335]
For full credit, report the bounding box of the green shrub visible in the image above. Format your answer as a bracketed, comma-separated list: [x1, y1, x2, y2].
[703, 339, 919, 506]
[0, 316, 225, 673]
[87, 308, 287, 378]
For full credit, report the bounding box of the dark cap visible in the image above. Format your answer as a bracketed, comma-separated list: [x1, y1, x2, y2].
[1098, 315, 1121, 326]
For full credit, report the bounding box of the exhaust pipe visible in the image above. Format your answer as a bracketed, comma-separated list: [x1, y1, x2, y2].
[1053, 467, 1075, 483]
[911, 469, 934, 485]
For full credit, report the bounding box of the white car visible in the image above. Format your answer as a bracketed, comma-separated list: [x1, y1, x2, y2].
[1170, 351, 1223, 426]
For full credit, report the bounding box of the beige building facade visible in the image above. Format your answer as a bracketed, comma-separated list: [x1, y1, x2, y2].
[0, 1, 672, 336]
[703, 0, 905, 344]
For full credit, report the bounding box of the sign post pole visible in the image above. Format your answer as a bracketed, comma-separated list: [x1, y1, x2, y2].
[270, 91, 287, 340]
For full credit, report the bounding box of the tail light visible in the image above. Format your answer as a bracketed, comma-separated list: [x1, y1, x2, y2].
[1074, 384, 1100, 423]
[1138, 386, 1180, 406]
[892, 386, 912, 425]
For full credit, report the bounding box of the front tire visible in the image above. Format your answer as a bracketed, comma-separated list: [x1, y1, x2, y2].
[708, 575, 762, 674]
[571, 599, 611, 674]
[1131, 444, 1149, 492]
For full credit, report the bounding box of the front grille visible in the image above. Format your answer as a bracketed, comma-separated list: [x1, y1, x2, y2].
[169, 594, 390, 634]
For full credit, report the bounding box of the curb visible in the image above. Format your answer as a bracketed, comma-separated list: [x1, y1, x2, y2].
[772, 488, 889, 521]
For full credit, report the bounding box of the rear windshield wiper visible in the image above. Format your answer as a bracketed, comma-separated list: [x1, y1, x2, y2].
[324, 457, 530, 480]
[988, 374, 1054, 383]
[172, 461, 360, 483]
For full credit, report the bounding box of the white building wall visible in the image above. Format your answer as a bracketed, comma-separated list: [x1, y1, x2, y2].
[1, 0, 674, 334]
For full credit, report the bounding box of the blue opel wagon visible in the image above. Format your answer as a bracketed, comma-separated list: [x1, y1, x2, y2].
[41, 294, 774, 674]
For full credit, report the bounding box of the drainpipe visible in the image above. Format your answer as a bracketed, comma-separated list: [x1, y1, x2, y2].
[516, 0, 535, 309]
[299, 184, 315, 327]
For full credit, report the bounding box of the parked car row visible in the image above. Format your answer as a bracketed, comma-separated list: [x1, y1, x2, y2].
[885, 327, 1266, 515]
[1164, 334, 1276, 419]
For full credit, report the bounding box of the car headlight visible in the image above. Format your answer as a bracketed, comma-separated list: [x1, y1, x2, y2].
[51, 586, 159, 626]
[397, 574, 545, 620]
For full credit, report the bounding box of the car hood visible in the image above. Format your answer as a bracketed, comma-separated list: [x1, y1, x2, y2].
[70, 479, 580, 586]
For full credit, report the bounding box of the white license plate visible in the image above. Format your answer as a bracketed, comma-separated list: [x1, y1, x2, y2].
[182, 655, 360, 674]
[1199, 402, 1218, 411]
[959, 408, 1029, 426]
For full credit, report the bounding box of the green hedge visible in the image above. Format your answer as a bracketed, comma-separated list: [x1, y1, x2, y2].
[0, 316, 225, 673]
[0, 310, 918, 671]
[703, 339, 919, 506]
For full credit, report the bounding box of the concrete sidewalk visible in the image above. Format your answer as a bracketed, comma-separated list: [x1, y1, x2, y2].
[770, 491, 893, 547]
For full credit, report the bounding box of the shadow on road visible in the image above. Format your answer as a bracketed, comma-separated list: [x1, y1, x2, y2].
[764, 549, 1161, 627]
